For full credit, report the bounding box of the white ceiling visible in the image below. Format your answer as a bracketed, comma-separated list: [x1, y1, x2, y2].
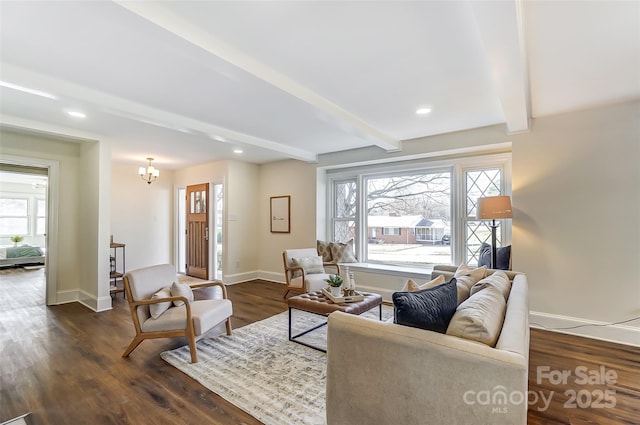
[1, 1, 638, 169]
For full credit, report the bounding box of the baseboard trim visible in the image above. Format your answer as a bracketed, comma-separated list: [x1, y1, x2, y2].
[530, 311, 640, 347]
[223, 270, 260, 285]
[53, 289, 112, 312]
[257, 270, 285, 284]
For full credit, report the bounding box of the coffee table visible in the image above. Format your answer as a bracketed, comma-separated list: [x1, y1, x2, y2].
[287, 290, 383, 352]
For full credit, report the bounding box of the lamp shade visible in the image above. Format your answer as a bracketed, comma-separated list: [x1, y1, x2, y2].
[477, 196, 513, 220]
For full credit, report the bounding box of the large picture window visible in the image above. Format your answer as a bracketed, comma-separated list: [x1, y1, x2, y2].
[328, 154, 511, 269]
[0, 198, 29, 236]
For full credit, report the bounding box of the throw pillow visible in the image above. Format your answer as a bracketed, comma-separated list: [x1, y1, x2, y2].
[170, 281, 194, 307]
[400, 275, 445, 292]
[454, 263, 487, 281]
[478, 243, 512, 270]
[392, 278, 458, 333]
[452, 264, 487, 305]
[317, 240, 333, 262]
[292, 256, 325, 275]
[470, 270, 512, 300]
[446, 285, 506, 347]
[329, 239, 358, 263]
[149, 287, 172, 319]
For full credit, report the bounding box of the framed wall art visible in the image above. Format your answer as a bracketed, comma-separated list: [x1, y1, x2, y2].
[270, 195, 290, 233]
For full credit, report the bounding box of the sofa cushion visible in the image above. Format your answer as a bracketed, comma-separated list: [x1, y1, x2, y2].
[317, 240, 333, 262]
[470, 270, 512, 300]
[478, 242, 511, 270]
[329, 239, 358, 263]
[400, 275, 445, 292]
[454, 263, 487, 281]
[446, 285, 506, 347]
[171, 281, 194, 307]
[292, 256, 325, 275]
[149, 287, 172, 319]
[392, 278, 458, 333]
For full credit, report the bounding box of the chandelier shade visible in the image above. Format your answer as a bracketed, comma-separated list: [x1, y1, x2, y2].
[139, 157, 160, 184]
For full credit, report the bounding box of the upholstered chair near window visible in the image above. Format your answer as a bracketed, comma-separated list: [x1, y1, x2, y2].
[282, 248, 340, 298]
[122, 264, 233, 363]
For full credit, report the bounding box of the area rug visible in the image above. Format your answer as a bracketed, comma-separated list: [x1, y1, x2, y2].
[161, 305, 393, 425]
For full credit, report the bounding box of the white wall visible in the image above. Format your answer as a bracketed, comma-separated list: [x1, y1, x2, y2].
[110, 162, 173, 271]
[512, 100, 640, 343]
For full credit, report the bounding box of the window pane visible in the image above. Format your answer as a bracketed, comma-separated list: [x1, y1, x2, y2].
[37, 199, 46, 218]
[37, 218, 46, 235]
[335, 181, 356, 218]
[0, 218, 28, 235]
[465, 168, 504, 265]
[334, 220, 355, 242]
[0, 198, 28, 216]
[366, 172, 451, 267]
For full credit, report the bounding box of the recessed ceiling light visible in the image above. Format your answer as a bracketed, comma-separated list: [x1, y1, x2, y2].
[67, 110, 86, 118]
[0, 80, 57, 100]
[415, 107, 432, 115]
[233, 148, 243, 154]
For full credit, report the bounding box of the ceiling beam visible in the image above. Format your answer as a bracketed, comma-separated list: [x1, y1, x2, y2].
[1, 64, 318, 162]
[470, 0, 530, 134]
[114, 0, 401, 152]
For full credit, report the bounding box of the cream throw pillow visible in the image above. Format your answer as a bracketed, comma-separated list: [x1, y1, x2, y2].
[453, 263, 488, 304]
[470, 271, 512, 300]
[149, 287, 172, 319]
[329, 239, 358, 263]
[170, 281, 194, 307]
[400, 275, 445, 292]
[446, 285, 506, 347]
[292, 256, 325, 275]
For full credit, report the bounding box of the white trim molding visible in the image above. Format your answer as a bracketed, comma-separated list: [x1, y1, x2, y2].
[530, 311, 640, 348]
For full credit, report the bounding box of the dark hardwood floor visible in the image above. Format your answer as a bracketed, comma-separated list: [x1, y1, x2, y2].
[0, 268, 638, 424]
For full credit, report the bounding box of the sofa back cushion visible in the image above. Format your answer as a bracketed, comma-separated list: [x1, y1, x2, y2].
[446, 285, 506, 347]
[470, 270, 512, 300]
[392, 278, 458, 333]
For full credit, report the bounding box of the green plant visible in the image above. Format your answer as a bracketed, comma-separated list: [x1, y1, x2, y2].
[325, 274, 343, 287]
[10, 235, 24, 244]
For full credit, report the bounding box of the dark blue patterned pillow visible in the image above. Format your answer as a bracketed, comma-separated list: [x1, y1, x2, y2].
[392, 278, 458, 333]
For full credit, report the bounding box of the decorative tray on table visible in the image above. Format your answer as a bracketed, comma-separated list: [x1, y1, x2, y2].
[321, 287, 365, 303]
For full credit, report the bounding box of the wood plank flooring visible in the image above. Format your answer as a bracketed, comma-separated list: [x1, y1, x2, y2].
[1, 268, 638, 424]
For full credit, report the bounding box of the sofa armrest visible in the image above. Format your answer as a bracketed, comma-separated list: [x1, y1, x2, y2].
[326, 313, 528, 425]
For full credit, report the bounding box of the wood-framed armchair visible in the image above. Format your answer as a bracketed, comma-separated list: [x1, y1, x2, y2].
[282, 248, 340, 298]
[122, 264, 233, 363]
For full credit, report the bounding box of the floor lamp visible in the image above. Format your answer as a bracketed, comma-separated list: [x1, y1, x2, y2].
[477, 196, 513, 269]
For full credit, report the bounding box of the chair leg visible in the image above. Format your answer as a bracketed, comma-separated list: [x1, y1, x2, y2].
[122, 335, 145, 358]
[187, 335, 198, 363]
[283, 288, 290, 299]
[225, 318, 233, 335]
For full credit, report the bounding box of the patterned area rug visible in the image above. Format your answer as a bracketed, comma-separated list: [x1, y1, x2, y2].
[161, 305, 393, 425]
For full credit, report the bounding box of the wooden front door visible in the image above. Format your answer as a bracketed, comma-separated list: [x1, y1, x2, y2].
[186, 183, 209, 279]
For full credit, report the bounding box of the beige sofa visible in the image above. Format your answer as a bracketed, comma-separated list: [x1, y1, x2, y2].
[326, 265, 529, 425]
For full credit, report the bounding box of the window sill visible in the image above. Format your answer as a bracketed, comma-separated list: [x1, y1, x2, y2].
[337, 262, 436, 279]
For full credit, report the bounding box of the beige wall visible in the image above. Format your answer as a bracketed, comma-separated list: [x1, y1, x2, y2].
[0, 129, 110, 310]
[511, 100, 640, 341]
[258, 159, 319, 282]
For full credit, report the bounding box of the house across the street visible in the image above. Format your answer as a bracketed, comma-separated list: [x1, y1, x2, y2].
[367, 214, 448, 245]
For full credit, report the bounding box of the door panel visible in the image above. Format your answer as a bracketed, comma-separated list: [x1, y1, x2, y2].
[186, 183, 209, 279]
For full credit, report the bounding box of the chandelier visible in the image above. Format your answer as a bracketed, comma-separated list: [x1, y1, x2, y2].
[138, 157, 160, 185]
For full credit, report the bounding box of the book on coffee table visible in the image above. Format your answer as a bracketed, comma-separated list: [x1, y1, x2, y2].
[321, 287, 365, 303]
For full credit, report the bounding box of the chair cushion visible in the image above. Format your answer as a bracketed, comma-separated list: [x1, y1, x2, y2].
[392, 278, 458, 333]
[171, 281, 194, 307]
[290, 274, 332, 293]
[149, 287, 172, 319]
[141, 299, 233, 336]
